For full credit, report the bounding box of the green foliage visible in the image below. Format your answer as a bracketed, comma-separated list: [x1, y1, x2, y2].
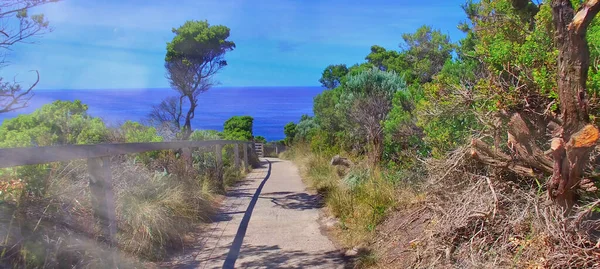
[366, 45, 405, 72]
[295, 115, 318, 142]
[166, 20, 235, 63]
[342, 167, 371, 190]
[342, 67, 405, 104]
[120, 121, 163, 143]
[401, 25, 454, 84]
[0, 100, 109, 196]
[0, 100, 109, 147]
[190, 129, 222, 141]
[283, 122, 297, 145]
[312, 87, 346, 151]
[319, 64, 349, 89]
[223, 116, 253, 140]
[165, 20, 235, 136]
[341, 68, 407, 161]
[415, 59, 482, 157]
[254, 135, 267, 144]
[284, 1, 600, 266]
[365, 25, 452, 84]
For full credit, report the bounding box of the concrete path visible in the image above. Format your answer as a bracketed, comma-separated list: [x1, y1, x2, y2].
[165, 158, 346, 269]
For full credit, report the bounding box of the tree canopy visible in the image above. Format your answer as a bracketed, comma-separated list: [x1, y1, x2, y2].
[319, 64, 349, 89]
[164, 20, 235, 138]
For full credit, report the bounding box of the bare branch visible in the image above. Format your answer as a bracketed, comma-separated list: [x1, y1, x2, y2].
[0, 70, 38, 113]
[0, 0, 59, 114]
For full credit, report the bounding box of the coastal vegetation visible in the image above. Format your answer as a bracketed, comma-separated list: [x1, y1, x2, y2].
[0, 99, 260, 267]
[0, 3, 259, 266]
[283, 0, 600, 267]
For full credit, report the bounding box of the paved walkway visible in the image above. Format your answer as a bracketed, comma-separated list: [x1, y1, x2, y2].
[165, 158, 346, 269]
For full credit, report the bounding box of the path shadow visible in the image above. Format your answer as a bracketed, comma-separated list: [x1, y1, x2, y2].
[176, 244, 350, 269]
[265, 192, 324, 210]
[227, 191, 324, 211]
[236, 244, 350, 268]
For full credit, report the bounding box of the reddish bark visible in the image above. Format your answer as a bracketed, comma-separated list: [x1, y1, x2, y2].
[549, 0, 600, 207]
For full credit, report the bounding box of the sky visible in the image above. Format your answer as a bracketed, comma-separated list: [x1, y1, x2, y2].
[1, 0, 469, 89]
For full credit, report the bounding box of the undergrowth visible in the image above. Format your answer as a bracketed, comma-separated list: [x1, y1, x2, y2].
[0, 145, 250, 268]
[281, 143, 422, 249]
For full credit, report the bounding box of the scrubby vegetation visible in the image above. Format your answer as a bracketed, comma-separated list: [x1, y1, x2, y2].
[283, 1, 600, 267]
[0, 100, 259, 267]
[0, 3, 263, 267]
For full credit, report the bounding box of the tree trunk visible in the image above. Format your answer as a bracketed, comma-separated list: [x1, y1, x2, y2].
[549, 0, 600, 208]
[370, 133, 383, 166]
[182, 95, 197, 140]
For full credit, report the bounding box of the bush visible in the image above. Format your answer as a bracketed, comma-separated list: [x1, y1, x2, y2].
[0, 100, 251, 266]
[190, 130, 222, 141]
[223, 116, 253, 140]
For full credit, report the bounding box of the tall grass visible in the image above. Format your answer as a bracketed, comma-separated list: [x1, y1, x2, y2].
[0, 145, 251, 267]
[282, 143, 421, 248]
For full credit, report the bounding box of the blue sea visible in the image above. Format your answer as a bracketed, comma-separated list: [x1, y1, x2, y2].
[0, 87, 324, 141]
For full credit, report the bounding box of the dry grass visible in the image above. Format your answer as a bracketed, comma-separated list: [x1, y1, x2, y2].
[372, 145, 600, 268]
[0, 146, 250, 267]
[282, 143, 419, 251]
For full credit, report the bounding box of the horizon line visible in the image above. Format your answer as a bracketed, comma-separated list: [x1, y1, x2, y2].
[33, 85, 325, 91]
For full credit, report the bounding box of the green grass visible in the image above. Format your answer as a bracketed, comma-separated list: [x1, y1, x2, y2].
[283, 143, 406, 248]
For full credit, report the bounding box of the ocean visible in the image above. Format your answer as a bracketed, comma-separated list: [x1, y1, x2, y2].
[0, 87, 324, 141]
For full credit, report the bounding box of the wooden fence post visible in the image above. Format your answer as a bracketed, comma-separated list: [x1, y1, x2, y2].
[87, 156, 118, 266]
[243, 143, 249, 172]
[215, 144, 223, 189]
[234, 143, 240, 171]
[182, 147, 192, 169]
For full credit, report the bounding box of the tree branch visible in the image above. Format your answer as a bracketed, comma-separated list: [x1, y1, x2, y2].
[0, 70, 38, 113]
[570, 0, 600, 35]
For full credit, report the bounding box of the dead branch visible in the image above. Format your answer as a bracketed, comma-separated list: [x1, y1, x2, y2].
[470, 138, 535, 177]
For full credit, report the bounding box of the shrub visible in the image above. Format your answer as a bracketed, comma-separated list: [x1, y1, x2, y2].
[223, 116, 253, 140]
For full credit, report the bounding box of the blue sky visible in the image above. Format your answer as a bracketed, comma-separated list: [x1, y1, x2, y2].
[1, 0, 468, 89]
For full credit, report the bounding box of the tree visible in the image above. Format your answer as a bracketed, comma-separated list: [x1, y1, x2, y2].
[165, 20, 235, 138]
[0, 0, 59, 114]
[401, 25, 453, 84]
[223, 116, 253, 141]
[283, 122, 297, 145]
[341, 68, 407, 164]
[365, 45, 405, 72]
[319, 64, 348, 89]
[365, 26, 452, 84]
[547, 0, 600, 207]
[454, 0, 600, 208]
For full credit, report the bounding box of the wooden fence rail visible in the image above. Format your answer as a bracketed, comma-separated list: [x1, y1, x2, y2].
[0, 139, 253, 267]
